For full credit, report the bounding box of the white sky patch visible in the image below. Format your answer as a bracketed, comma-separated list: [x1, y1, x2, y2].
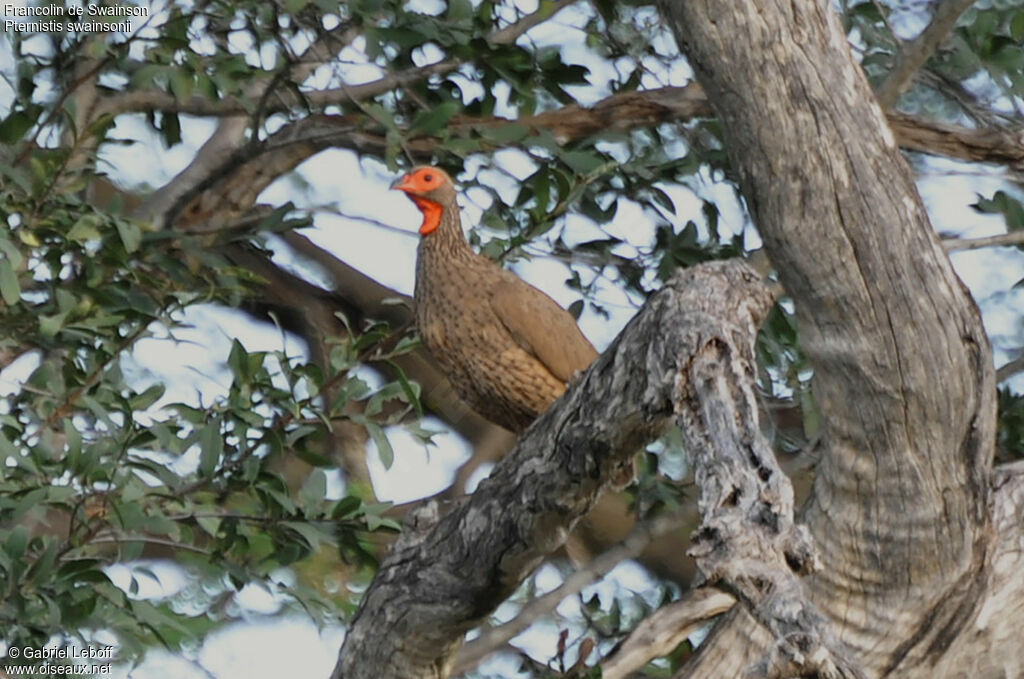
[194, 619, 344, 679]
[367, 421, 472, 503]
[106, 561, 189, 600]
[0, 351, 40, 399]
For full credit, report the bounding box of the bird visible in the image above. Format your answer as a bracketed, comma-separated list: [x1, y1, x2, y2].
[391, 165, 599, 435]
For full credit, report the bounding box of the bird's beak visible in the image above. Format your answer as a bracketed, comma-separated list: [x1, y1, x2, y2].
[391, 174, 413, 192]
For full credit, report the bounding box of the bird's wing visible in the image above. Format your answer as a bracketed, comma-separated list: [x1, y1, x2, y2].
[489, 273, 598, 383]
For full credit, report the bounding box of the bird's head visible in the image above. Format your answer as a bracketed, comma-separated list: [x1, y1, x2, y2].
[391, 166, 456, 236]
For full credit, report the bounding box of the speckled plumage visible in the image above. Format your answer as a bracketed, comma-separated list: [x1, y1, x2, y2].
[403, 168, 598, 433]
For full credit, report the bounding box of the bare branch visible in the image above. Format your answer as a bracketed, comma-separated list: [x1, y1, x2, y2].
[599, 588, 736, 679]
[943, 230, 1024, 252]
[891, 111, 1024, 169]
[488, 0, 579, 45]
[679, 318, 864, 678]
[132, 116, 251, 226]
[875, 0, 978, 108]
[451, 513, 685, 675]
[996, 354, 1024, 383]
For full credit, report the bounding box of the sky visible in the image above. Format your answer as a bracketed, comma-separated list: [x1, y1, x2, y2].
[2, 1, 1024, 677]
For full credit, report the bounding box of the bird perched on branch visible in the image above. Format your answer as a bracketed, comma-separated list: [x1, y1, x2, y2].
[392, 165, 599, 435]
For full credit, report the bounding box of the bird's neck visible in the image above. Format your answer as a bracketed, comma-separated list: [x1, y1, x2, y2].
[418, 202, 474, 259]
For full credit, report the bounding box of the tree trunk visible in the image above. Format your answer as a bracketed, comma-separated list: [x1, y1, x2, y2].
[657, 2, 1024, 677]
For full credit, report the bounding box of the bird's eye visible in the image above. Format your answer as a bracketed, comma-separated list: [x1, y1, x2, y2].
[423, 173, 434, 182]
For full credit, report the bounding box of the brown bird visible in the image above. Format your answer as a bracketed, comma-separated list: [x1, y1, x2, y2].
[392, 165, 598, 434]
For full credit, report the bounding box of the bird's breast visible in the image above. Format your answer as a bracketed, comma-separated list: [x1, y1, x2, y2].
[413, 257, 566, 431]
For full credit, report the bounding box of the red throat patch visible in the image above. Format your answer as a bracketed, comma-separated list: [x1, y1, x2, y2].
[410, 195, 442, 236]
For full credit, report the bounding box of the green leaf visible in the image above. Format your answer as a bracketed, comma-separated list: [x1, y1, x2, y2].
[284, 521, 324, 551]
[67, 215, 104, 242]
[196, 515, 221, 537]
[159, 112, 182, 147]
[169, 69, 194, 102]
[0, 108, 38, 143]
[561, 150, 605, 175]
[300, 469, 327, 507]
[116, 220, 142, 253]
[973, 190, 1024, 231]
[410, 101, 461, 137]
[130, 384, 166, 411]
[447, 0, 472, 21]
[385, 360, 423, 418]
[479, 123, 529, 145]
[227, 339, 250, 382]
[365, 421, 394, 469]
[649, 187, 675, 213]
[198, 422, 222, 477]
[0, 257, 21, 305]
[29, 539, 57, 585]
[1012, 10, 1024, 42]
[5, 525, 28, 559]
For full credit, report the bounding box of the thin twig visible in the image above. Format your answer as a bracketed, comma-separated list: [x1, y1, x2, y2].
[943, 230, 1024, 252]
[85, 534, 211, 555]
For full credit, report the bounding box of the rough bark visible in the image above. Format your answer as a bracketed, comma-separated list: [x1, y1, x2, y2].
[332, 260, 774, 679]
[658, 1, 1004, 677]
[680, 312, 865, 678]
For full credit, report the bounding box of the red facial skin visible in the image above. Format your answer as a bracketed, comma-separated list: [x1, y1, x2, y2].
[392, 168, 444, 235]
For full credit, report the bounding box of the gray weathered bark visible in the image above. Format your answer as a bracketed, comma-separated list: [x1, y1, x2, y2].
[332, 261, 775, 678]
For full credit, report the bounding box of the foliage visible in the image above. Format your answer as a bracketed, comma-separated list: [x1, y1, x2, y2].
[0, 141, 416, 660]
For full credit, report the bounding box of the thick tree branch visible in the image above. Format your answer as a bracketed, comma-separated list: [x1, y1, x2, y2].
[165, 87, 1024, 231]
[891, 111, 1024, 170]
[875, 0, 977, 108]
[332, 260, 773, 679]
